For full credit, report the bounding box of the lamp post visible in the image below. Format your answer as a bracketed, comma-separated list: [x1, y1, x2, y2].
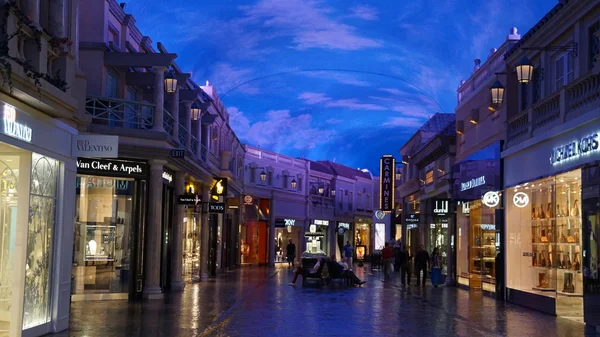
[191, 102, 202, 121]
[164, 70, 178, 93]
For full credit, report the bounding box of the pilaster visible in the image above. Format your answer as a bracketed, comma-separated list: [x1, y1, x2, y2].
[170, 172, 186, 291]
[143, 159, 166, 299]
[182, 100, 192, 150]
[199, 187, 210, 280]
[171, 86, 180, 142]
[152, 66, 166, 132]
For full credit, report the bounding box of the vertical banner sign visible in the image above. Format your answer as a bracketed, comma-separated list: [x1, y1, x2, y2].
[379, 155, 396, 212]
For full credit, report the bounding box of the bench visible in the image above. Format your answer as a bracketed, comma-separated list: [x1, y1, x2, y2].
[300, 259, 351, 287]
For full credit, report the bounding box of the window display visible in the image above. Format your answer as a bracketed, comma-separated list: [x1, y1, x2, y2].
[429, 219, 449, 275]
[23, 153, 59, 329]
[355, 223, 371, 256]
[275, 226, 301, 263]
[72, 175, 135, 297]
[182, 210, 200, 281]
[506, 169, 583, 317]
[468, 201, 498, 292]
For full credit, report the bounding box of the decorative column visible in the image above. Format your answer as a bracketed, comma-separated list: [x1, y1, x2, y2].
[182, 100, 192, 150]
[194, 112, 201, 156]
[24, 0, 41, 26]
[152, 66, 166, 132]
[48, 0, 66, 37]
[170, 172, 186, 291]
[199, 187, 210, 280]
[171, 85, 180, 143]
[143, 159, 166, 299]
[269, 191, 276, 267]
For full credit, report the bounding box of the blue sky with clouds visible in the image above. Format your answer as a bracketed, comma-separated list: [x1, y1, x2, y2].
[120, 0, 555, 172]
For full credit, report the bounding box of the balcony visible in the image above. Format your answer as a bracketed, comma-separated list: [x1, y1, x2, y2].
[506, 71, 600, 147]
[85, 95, 211, 163]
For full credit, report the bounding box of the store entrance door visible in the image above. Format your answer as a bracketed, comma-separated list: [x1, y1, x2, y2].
[160, 185, 174, 289]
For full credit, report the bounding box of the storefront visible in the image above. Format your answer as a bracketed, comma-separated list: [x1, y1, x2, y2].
[72, 158, 149, 301]
[0, 100, 78, 336]
[179, 182, 202, 282]
[373, 210, 390, 251]
[454, 142, 503, 295]
[402, 194, 421, 255]
[274, 218, 302, 263]
[502, 116, 600, 321]
[424, 198, 451, 276]
[241, 196, 270, 265]
[336, 222, 353, 257]
[307, 219, 330, 255]
[354, 217, 372, 257]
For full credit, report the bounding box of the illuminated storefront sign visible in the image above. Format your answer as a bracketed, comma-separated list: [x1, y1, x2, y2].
[314, 219, 329, 226]
[162, 171, 173, 183]
[379, 155, 396, 212]
[550, 133, 599, 165]
[3, 105, 32, 142]
[513, 192, 529, 208]
[482, 191, 500, 208]
[460, 176, 486, 191]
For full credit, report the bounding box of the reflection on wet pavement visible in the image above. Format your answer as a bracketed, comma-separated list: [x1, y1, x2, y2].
[51, 265, 594, 337]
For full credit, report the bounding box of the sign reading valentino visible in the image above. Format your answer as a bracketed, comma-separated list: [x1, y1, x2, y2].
[3, 105, 32, 143]
[379, 155, 396, 212]
[76, 158, 148, 178]
[550, 133, 599, 165]
[72, 135, 119, 158]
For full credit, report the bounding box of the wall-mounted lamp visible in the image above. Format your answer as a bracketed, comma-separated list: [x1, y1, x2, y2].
[260, 171, 267, 182]
[401, 160, 409, 165]
[291, 179, 297, 189]
[318, 186, 324, 195]
[331, 189, 336, 197]
[191, 102, 202, 120]
[164, 70, 178, 93]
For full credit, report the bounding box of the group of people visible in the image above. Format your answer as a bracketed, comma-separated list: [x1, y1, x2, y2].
[288, 255, 366, 287]
[391, 243, 443, 287]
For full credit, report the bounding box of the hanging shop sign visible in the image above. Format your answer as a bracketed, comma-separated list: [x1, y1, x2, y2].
[407, 224, 418, 230]
[550, 133, 599, 165]
[178, 194, 201, 205]
[482, 191, 501, 208]
[432, 199, 450, 217]
[162, 171, 173, 184]
[72, 135, 119, 158]
[314, 219, 329, 226]
[209, 202, 226, 213]
[461, 201, 471, 214]
[2, 104, 32, 143]
[404, 214, 420, 224]
[244, 195, 253, 205]
[379, 155, 396, 212]
[375, 210, 386, 220]
[337, 222, 351, 235]
[211, 177, 228, 198]
[460, 175, 486, 191]
[513, 192, 529, 208]
[76, 158, 148, 179]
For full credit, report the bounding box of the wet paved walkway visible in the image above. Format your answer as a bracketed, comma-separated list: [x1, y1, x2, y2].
[52, 265, 595, 337]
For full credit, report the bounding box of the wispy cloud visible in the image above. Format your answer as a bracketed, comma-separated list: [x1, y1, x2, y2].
[349, 5, 379, 21]
[298, 92, 331, 104]
[299, 71, 371, 87]
[325, 99, 386, 111]
[228, 107, 337, 152]
[206, 63, 259, 95]
[382, 117, 427, 128]
[326, 118, 343, 124]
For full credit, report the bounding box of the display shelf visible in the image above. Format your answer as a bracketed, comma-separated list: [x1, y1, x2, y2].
[533, 286, 557, 291]
[556, 290, 580, 297]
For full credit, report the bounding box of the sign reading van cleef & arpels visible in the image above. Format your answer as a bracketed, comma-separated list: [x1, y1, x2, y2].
[178, 194, 201, 205]
[379, 155, 396, 212]
[76, 158, 148, 179]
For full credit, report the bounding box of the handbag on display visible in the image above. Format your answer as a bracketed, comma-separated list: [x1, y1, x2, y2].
[573, 253, 581, 271]
[532, 207, 537, 220]
[546, 203, 552, 218]
[540, 230, 549, 243]
[538, 273, 549, 288]
[571, 200, 580, 217]
[574, 231, 580, 243]
[560, 233, 567, 243]
[563, 272, 575, 293]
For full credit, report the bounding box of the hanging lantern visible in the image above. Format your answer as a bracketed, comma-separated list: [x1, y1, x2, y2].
[191, 102, 201, 120]
[260, 171, 267, 182]
[164, 70, 178, 93]
[291, 179, 297, 189]
[490, 80, 505, 105]
[515, 56, 534, 84]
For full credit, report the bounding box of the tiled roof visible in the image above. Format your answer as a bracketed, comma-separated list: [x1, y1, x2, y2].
[309, 161, 335, 175]
[504, 1, 569, 59]
[320, 161, 372, 180]
[418, 113, 455, 133]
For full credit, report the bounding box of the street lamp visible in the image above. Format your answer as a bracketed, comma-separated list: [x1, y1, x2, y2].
[490, 80, 505, 105]
[291, 179, 297, 189]
[191, 102, 202, 120]
[164, 70, 178, 93]
[260, 171, 267, 182]
[331, 189, 336, 197]
[318, 186, 324, 195]
[515, 56, 534, 84]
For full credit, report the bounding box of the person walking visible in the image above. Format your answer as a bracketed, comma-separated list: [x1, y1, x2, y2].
[430, 247, 442, 287]
[286, 239, 296, 269]
[382, 242, 393, 280]
[414, 244, 430, 287]
[397, 245, 409, 286]
[343, 241, 354, 271]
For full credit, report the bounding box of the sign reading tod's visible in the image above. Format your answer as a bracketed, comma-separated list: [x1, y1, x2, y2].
[379, 155, 396, 212]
